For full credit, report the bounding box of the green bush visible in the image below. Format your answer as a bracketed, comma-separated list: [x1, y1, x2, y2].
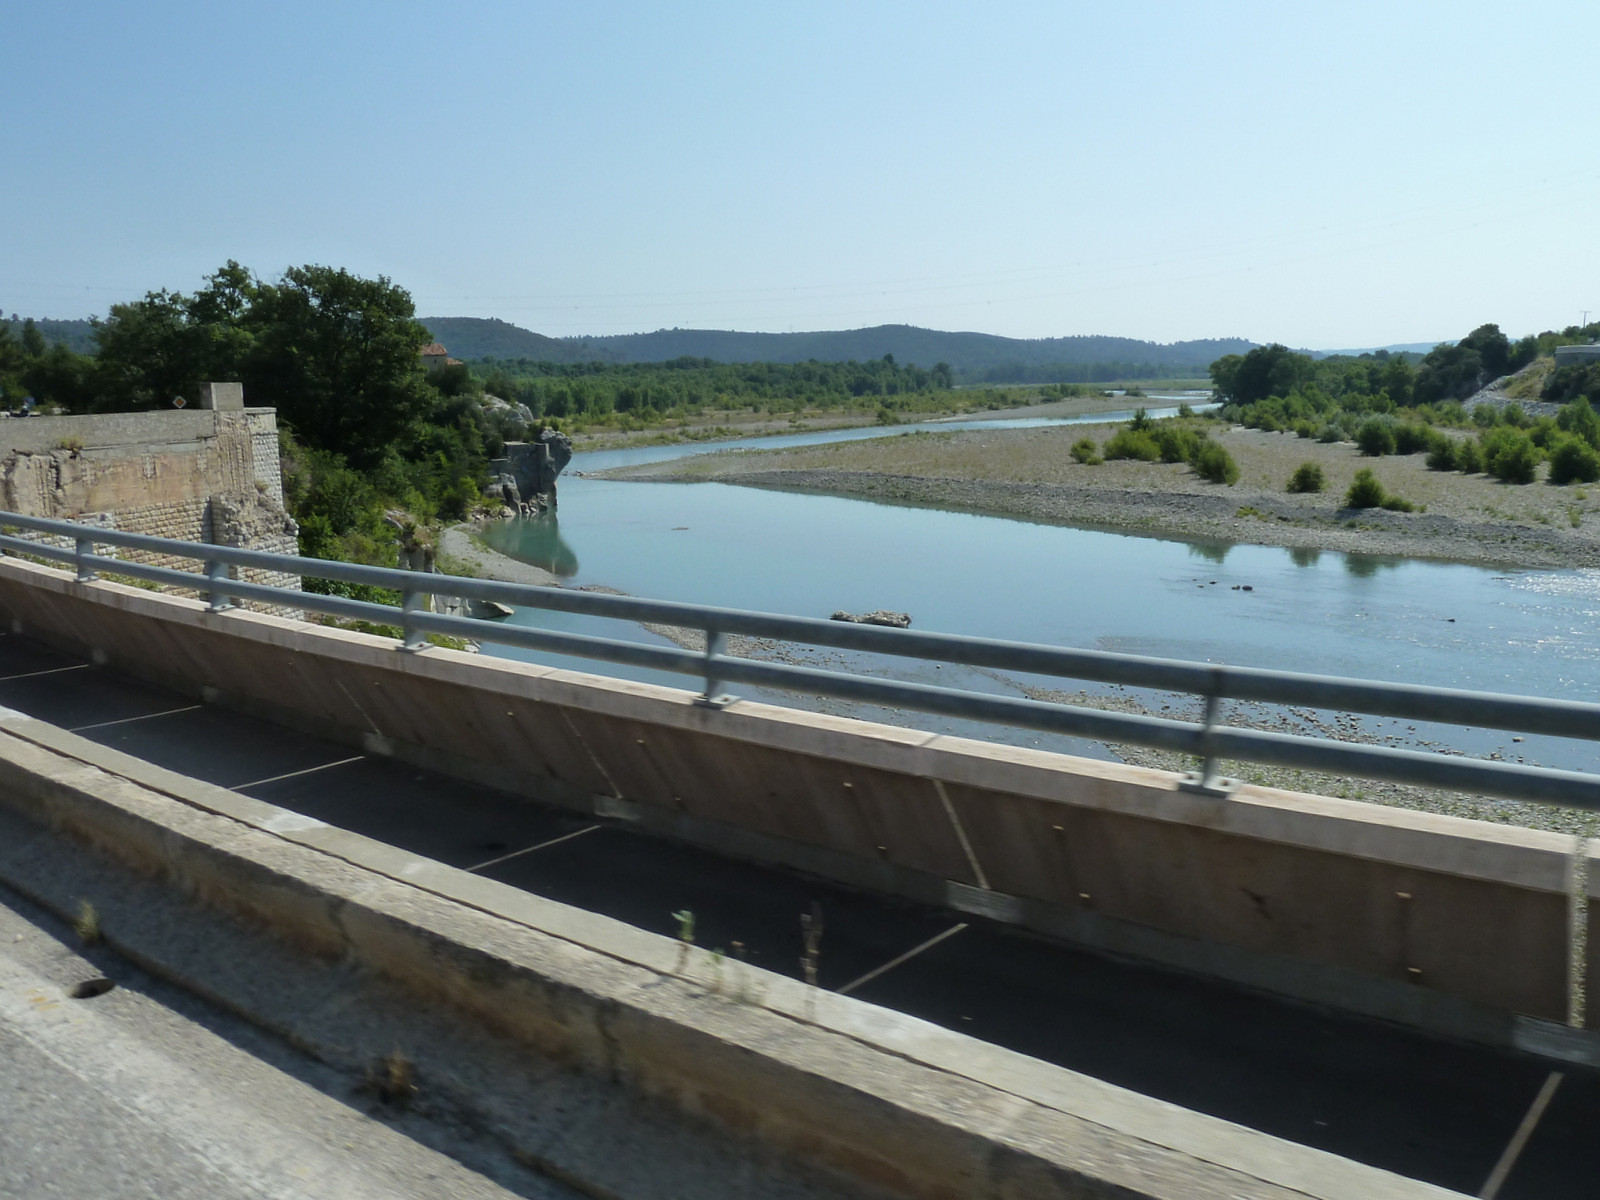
[1069, 436, 1102, 465]
[1557, 397, 1600, 449]
[1152, 423, 1202, 463]
[1453, 437, 1484, 473]
[1379, 495, 1417, 513]
[1316, 423, 1343, 444]
[1193, 440, 1240, 484]
[1472, 402, 1500, 428]
[1128, 407, 1153, 432]
[1481, 427, 1539, 484]
[1103, 428, 1161, 461]
[1548, 436, 1600, 485]
[1424, 433, 1457, 471]
[1356, 418, 1397, 456]
[1345, 468, 1387, 509]
[1286, 462, 1325, 493]
[1393, 423, 1433, 455]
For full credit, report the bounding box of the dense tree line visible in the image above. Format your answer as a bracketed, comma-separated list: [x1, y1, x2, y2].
[1209, 320, 1600, 486]
[469, 354, 962, 421]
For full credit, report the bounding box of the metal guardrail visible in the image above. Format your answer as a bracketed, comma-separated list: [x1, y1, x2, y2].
[1, 509, 1598, 809]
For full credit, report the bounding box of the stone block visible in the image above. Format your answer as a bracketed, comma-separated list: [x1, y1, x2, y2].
[197, 382, 245, 411]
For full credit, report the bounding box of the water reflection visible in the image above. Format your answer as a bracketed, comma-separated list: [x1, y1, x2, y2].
[1344, 554, 1404, 579]
[490, 514, 580, 577]
[1187, 541, 1232, 565]
[1289, 546, 1322, 569]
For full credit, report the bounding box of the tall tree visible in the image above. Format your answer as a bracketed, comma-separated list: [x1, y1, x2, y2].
[244, 265, 433, 466]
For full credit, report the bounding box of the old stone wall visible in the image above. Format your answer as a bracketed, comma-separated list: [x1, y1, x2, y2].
[0, 405, 300, 611]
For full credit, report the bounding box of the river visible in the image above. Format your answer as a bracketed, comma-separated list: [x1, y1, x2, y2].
[478, 404, 1599, 773]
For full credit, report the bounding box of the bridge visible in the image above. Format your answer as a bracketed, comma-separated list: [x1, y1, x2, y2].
[1, 511, 1598, 1199]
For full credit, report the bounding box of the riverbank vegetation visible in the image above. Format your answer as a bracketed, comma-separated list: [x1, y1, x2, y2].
[1210, 322, 1600, 489]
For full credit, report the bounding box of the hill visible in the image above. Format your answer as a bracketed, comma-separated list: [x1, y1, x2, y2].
[2, 317, 97, 354]
[418, 317, 1251, 381]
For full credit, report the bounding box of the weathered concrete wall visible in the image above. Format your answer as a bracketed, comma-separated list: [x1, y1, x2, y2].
[0, 715, 1455, 1200]
[0, 403, 299, 605]
[0, 557, 1582, 1041]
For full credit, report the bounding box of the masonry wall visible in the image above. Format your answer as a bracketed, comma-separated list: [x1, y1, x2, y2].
[0, 407, 300, 609]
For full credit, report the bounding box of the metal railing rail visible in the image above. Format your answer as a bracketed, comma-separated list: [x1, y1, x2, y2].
[2, 509, 1597, 810]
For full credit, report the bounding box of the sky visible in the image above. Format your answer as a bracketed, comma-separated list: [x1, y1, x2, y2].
[3, 1, 1597, 348]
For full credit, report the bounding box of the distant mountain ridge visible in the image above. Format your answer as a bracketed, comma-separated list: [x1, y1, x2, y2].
[419, 317, 1251, 378]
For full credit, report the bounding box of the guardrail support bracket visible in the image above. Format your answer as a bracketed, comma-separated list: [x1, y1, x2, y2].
[696, 629, 737, 709]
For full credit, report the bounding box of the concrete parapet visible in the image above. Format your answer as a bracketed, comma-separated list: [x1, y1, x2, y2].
[0, 555, 1582, 1034]
[0, 708, 1457, 1200]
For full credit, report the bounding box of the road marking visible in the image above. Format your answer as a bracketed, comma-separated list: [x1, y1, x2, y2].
[468, 824, 602, 872]
[1479, 1070, 1563, 1199]
[69, 705, 202, 732]
[837, 922, 969, 996]
[232, 756, 366, 790]
[0, 663, 91, 681]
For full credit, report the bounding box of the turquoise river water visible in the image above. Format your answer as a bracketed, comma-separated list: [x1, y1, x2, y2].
[479, 405, 1599, 773]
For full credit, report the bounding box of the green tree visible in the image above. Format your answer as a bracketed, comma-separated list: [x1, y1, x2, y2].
[245, 266, 434, 466]
[1213, 344, 1313, 404]
[20, 318, 46, 359]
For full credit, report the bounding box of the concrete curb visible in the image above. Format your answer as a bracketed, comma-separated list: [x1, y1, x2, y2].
[0, 710, 1456, 1199]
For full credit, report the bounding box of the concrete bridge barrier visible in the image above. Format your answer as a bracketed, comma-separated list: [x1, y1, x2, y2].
[0, 555, 1586, 1043]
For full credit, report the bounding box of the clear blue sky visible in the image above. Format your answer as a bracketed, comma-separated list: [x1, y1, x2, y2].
[5, 1, 1597, 347]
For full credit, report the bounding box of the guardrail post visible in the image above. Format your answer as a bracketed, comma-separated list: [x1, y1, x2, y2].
[204, 557, 233, 613]
[74, 536, 97, 583]
[401, 586, 428, 651]
[1180, 667, 1237, 797]
[695, 627, 736, 708]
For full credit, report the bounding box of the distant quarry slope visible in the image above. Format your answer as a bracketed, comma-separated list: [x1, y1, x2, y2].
[419, 316, 1249, 378]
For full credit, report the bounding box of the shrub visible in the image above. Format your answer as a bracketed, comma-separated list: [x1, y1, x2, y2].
[1548, 436, 1600, 485]
[1103, 428, 1160, 461]
[1069, 436, 1102, 465]
[1472, 402, 1499, 428]
[1286, 462, 1326, 493]
[1453, 438, 1483, 473]
[1424, 433, 1457, 471]
[1316, 423, 1343, 443]
[1379, 495, 1417, 513]
[1393, 423, 1433, 455]
[1356, 418, 1397, 456]
[1482, 427, 1539, 484]
[1128, 407, 1153, 432]
[1503, 401, 1527, 428]
[1193, 440, 1240, 484]
[1176, 402, 1195, 418]
[1557, 397, 1600, 449]
[1152, 423, 1202, 463]
[1293, 420, 1317, 439]
[1346, 468, 1387, 508]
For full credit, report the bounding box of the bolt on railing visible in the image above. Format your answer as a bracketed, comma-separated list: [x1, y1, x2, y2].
[2, 508, 1598, 811]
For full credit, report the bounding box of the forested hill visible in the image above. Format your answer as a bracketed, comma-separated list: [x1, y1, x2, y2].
[419, 317, 1251, 381]
[2, 317, 96, 354]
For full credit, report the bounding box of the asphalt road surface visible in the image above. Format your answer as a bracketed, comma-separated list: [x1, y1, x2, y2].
[1, 631, 1595, 1198]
